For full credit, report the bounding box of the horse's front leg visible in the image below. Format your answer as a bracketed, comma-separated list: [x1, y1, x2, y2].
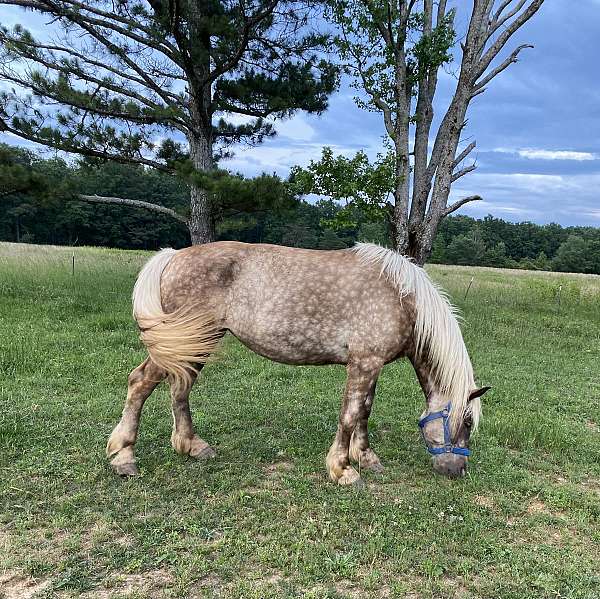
[349, 378, 385, 474]
[326, 358, 383, 486]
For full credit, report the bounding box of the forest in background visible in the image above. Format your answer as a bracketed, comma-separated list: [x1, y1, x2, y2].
[2, 144, 599, 274]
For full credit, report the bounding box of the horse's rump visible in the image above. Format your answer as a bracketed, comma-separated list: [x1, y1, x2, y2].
[132, 248, 221, 394]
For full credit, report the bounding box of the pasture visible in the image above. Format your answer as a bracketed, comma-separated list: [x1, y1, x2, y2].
[1, 242, 599, 599]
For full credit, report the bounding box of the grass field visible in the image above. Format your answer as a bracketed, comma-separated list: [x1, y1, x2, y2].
[1, 241, 599, 599]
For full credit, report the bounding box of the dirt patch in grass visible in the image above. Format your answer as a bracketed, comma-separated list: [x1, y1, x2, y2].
[263, 460, 294, 476]
[578, 477, 600, 497]
[526, 498, 551, 516]
[334, 578, 375, 598]
[0, 572, 51, 599]
[80, 569, 173, 598]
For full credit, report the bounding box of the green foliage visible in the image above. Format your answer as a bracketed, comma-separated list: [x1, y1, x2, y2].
[289, 147, 395, 229]
[0, 144, 46, 198]
[327, 0, 455, 112]
[445, 231, 486, 266]
[432, 215, 600, 274]
[552, 236, 592, 273]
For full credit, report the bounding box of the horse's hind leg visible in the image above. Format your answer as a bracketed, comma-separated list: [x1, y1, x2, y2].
[349, 378, 385, 474]
[107, 357, 166, 476]
[170, 366, 216, 459]
[326, 358, 383, 486]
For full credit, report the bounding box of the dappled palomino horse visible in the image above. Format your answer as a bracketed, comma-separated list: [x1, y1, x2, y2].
[107, 242, 489, 485]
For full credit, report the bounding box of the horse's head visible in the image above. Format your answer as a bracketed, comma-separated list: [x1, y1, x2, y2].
[419, 386, 490, 478]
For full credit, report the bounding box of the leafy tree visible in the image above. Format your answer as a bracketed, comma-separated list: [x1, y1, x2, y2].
[0, 145, 48, 199]
[357, 220, 389, 246]
[0, 0, 338, 243]
[445, 231, 486, 266]
[532, 251, 550, 271]
[325, 0, 544, 264]
[290, 146, 395, 229]
[318, 228, 347, 249]
[587, 241, 600, 275]
[482, 240, 508, 267]
[282, 223, 319, 248]
[553, 236, 591, 273]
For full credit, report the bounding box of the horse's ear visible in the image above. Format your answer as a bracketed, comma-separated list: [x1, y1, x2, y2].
[469, 386, 491, 401]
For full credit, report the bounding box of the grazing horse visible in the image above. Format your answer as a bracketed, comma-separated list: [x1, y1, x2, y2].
[107, 242, 489, 485]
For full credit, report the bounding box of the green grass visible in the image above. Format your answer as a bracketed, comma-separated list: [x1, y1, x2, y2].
[1, 241, 599, 599]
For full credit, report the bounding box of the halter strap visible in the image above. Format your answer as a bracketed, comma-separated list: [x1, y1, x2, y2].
[418, 402, 471, 457]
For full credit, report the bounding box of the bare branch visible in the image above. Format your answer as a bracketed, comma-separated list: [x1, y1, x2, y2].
[492, 0, 516, 23]
[78, 195, 187, 224]
[474, 44, 533, 91]
[442, 194, 482, 216]
[451, 163, 477, 182]
[489, 0, 528, 36]
[475, 0, 544, 78]
[452, 141, 476, 168]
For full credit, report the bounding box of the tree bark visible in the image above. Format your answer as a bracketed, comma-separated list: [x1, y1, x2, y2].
[185, 0, 216, 246]
[187, 125, 215, 244]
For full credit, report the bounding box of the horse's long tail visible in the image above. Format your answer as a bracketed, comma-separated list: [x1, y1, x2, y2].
[132, 248, 221, 393]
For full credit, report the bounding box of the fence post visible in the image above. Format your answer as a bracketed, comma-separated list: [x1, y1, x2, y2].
[464, 276, 474, 301]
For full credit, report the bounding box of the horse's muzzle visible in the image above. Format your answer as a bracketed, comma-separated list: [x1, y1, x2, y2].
[432, 453, 468, 478]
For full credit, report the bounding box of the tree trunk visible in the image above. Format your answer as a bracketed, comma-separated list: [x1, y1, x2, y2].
[188, 132, 215, 245]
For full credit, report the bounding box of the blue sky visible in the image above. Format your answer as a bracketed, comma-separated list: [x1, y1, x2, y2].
[2, 0, 599, 226]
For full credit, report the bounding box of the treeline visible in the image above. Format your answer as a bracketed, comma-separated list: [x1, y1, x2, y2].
[431, 216, 600, 274]
[1, 144, 599, 274]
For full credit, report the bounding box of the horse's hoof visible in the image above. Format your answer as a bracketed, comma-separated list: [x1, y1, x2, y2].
[351, 447, 385, 475]
[191, 445, 216, 460]
[113, 461, 139, 477]
[337, 467, 362, 487]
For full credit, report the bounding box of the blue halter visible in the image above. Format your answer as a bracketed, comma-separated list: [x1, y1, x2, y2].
[418, 402, 471, 457]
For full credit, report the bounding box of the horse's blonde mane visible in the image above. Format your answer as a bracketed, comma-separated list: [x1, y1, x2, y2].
[351, 243, 481, 433]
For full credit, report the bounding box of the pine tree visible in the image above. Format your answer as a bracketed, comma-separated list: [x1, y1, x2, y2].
[0, 0, 338, 243]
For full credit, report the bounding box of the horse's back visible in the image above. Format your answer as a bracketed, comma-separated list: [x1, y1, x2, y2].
[160, 242, 415, 365]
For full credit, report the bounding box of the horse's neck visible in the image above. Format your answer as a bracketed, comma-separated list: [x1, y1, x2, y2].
[409, 353, 448, 412]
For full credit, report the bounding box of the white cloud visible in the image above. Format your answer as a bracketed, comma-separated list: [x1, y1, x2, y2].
[518, 149, 597, 161]
[451, 171, 600, 224]
[220, 113, 316, 142]
[274, 115, 316, 142]
[493, 147, 597, 161]
[582, 209, 600, 220]
[225, 142, 351, 176]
